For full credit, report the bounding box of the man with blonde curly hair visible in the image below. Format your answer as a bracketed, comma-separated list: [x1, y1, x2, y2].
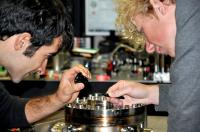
[107, 0, 200, 131]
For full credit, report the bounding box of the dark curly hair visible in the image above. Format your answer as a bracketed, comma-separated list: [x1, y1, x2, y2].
[0, 0, 73, 57]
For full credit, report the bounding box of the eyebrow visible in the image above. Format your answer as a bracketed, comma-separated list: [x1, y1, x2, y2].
[139, 27, 144, 34]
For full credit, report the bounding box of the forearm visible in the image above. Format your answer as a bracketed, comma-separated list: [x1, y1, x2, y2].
[148, 84, 159, 105]
[25, 94, 64, 123]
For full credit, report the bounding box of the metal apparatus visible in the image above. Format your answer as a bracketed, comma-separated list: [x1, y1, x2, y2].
[24, 93, 153, 132]
[64, 93, 149, 132]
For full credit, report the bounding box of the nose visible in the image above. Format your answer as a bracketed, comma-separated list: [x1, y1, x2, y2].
[145, 41, 155, 54]
[37, 59, 48, 75]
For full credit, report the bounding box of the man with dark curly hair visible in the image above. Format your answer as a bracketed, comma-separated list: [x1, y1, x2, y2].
[107, 0, 200, 131]
[0, 0, 91, 129]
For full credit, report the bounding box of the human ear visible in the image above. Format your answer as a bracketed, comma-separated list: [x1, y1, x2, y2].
[14, 33, 31, 50]
[150, 0, 167, 16]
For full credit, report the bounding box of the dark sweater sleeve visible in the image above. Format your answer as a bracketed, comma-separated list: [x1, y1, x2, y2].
[0, 84, 30, 128]
[154, 83, 170, 112]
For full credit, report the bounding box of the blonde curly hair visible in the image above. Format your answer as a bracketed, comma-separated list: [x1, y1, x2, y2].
[114, 0, 175, 51]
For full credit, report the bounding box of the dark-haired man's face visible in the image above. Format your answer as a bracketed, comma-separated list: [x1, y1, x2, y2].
[8, 36, 62, 83]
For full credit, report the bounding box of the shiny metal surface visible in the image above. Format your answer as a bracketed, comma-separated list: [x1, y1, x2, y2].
[65, 93, 146, 132]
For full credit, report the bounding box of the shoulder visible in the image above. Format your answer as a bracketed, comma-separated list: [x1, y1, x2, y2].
[176, 0, 200, 29]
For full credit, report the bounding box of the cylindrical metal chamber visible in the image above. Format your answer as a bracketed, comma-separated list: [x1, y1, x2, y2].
[65, 93, 146, 132]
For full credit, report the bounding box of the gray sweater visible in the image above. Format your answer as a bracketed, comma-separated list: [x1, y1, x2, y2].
[156, 0, 200, 131]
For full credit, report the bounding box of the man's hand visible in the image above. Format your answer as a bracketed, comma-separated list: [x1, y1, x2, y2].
[106, 80, 159, 106]
[55, 64, 91, 104]
[25, 64, 91, 123]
